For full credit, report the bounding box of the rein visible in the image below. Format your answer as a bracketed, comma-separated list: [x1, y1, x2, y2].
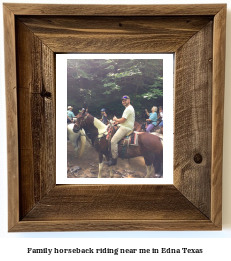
[79, 130, 108, 140]
[76, 113, 108, 145]
[81, 131, 108, 147]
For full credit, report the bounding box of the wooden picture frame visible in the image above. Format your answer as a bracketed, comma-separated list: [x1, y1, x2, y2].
[4, 3, 226, 231]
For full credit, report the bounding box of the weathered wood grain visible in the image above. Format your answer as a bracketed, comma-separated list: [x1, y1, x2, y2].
[19, 16, 213, 34]
[11, 220, 219, 232]
[211, 5, 226, 228]
[174, 22, 213, 218]
[41, 96, 56, 197]
[3, 4, 19, 231]
[4, 3, 226, 231]
[16, 20, 42, 217]
[22, 185, 207, 221]
[4, 3, 225, 16]
[40, 44, 56, 197]
[16, 19, 56, 218]
[18, 16, 213, 53]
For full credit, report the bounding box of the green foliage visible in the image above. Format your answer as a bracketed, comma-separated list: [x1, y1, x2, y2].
[67, 59, 163, 118]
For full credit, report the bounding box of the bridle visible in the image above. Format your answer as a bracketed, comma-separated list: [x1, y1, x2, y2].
[74, 113, 89, 131]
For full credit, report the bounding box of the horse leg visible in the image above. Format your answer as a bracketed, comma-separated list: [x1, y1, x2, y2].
[98, 153, 104, 178]
[145, 165, 153, 178]
[98, 162, 104, 178]
[152, 153, 163, 177]
[109, 166, 113, 178]
[159, 163, 163, 178]
[144, 156, 154, 178]
[105, 152, 113, 178]
[74, 147, 78, 157]
[70, 139, 78, 157]
[77, 129, 86, 158]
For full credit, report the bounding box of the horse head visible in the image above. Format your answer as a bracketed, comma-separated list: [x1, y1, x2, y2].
[73, 109, 89, 133]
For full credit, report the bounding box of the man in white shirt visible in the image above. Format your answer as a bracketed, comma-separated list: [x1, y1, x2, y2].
[107, 95, 135, 166]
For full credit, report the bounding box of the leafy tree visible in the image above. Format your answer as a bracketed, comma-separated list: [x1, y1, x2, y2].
[67, 59, 163, 119]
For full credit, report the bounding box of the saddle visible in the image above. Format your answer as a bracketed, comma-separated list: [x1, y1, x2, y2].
[106, 126, 139, 146]
[118, 131, 139, 146]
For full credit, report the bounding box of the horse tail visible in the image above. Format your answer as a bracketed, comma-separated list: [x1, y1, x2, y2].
[78, 129, 86, 158]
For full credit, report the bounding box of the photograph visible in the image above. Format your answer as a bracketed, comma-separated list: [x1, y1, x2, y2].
[56, 53, 173, 184]
[66, 58, 164, 179]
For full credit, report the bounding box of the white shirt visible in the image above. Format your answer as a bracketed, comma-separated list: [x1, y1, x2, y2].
[120, 104, 135, 130]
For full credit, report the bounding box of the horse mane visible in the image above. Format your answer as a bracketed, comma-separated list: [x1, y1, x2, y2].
[92, 117, 108, 138]
[79, 112, 108, 138]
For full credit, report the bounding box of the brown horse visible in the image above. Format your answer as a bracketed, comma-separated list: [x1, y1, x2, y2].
[73, 110, 163, 178]
[133, 122, 143, 132]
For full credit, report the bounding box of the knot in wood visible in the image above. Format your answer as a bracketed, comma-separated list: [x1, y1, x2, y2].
[40, 90, 52, 99]
[194, 153, 203, 164]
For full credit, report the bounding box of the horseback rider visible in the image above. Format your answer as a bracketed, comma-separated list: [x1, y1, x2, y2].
[107, 95, 135, 166]
[67, 105, 77, 124]
[100, 108, 108, 124]
[145, 106, 158, 133]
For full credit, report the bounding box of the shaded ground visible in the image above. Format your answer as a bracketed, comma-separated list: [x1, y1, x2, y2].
[67, 135, 163, 179]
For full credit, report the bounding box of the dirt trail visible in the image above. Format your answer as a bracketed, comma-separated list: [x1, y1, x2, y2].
[67, 139, 162, 179]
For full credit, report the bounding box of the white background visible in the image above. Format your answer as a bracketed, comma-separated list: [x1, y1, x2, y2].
[0, 0, 231, 260]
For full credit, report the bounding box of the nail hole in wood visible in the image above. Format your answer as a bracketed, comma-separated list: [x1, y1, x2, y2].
[194, 153, 202, 164]
[119, 23, 122, 27]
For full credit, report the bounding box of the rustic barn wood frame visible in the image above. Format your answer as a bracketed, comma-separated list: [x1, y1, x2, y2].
[4, 4, 226, 232]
